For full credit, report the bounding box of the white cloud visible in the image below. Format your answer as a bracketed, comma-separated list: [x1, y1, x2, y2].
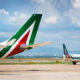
[8, 12, 30, 26]
[0, 9, 30, 26]
[72, 35, 80, 39]
[69, 9, 80, 26]
[0, 32, 13, 38]
[35, 31, 63, 43]
[61, 0, 67, 6]
[72, 0, 80, 8]
[32, 0, 59, 25]
[0, 9, 9, 15]
[35, 30, 80, 43]
[45, 16, 57, 24]
[32, 0, 45, 4]
[68, 0, 80, 26]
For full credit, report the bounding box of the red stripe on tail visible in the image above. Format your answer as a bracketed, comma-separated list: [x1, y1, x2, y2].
[65, 50, 71, 59]
[7, 30, 30, 57]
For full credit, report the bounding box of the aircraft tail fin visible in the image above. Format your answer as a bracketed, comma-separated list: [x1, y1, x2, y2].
[8, 14, 42, 46]
[0, 14, 42, 58]
[63, 43, 72, 59]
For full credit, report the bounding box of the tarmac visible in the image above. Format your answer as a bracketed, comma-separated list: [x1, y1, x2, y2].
[0, 64, 80, 80]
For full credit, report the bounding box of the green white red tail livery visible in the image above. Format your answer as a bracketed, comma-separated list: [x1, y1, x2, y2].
[63, 44, 72, 59]
[63, 43, 80, 65]
[0, 14, 52, 59]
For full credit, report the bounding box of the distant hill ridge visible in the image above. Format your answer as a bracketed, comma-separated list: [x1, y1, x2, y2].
[10, 46, 80, 58]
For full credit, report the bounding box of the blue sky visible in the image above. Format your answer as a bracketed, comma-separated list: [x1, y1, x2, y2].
[0, 0, 80, 51]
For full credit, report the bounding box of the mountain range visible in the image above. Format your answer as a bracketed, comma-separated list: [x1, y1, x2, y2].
[11, 46, 80, 58]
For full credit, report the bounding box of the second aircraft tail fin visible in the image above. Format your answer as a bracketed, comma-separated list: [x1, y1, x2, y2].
[63, 44, 72, 59]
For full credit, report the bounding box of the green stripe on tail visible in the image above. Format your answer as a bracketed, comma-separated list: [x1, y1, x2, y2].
[0, 14, 42, 58]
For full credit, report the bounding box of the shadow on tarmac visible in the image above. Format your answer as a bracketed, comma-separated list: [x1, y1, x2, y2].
[0, 69, 50, 73]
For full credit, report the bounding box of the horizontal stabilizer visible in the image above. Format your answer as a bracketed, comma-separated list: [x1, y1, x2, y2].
[20, 41, 52, 49]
